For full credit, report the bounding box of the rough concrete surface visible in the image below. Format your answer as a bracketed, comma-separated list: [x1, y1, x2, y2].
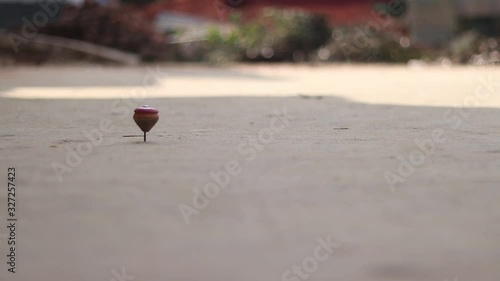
[0, 64, 499, 281]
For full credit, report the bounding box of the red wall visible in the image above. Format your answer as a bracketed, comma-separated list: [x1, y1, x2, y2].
[144, 0, 380, 24]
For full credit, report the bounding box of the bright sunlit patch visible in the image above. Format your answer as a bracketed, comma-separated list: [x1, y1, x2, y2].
[1, 65, 500, 109]
[0, 87, 140, 100]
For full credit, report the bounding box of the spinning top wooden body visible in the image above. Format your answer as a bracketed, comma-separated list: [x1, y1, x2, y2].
[134, 105, 159, 142]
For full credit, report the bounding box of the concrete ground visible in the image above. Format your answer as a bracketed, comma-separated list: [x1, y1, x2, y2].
[0, 64, 499, 281]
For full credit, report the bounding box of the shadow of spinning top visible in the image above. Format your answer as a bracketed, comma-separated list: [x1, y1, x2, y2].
[133, 105, 159, 142]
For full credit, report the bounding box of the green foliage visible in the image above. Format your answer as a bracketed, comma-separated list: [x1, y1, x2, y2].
[326, 26, 426, 63]
[202, 8, 426, 64]
[272, 10, 331, 57]
[204, 27, 245, 63]
[203, 9, 332, 63]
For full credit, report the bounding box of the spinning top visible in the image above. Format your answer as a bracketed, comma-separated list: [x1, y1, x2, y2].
[133, 105, 159, 142]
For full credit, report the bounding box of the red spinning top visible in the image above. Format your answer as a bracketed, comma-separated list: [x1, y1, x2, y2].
[133, 105, 159, 142]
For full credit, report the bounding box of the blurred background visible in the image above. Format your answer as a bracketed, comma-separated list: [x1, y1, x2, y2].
[2, 2, 500, 281]
[1, 0, 500, 65]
